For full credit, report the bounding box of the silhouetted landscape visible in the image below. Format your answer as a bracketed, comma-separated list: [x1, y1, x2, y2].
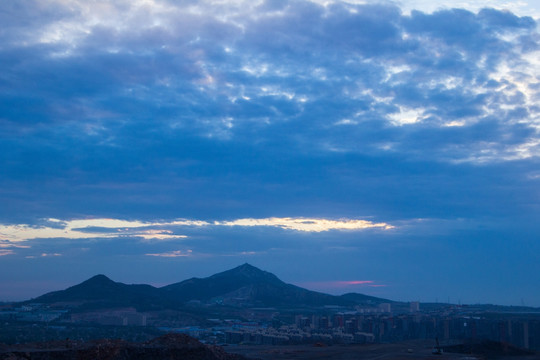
[1, 264, 539, 359]
[29, 264, 391, 310]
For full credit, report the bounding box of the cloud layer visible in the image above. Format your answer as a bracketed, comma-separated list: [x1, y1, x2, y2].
[1, 0, 539, 223]
[2, 1, 539, 161]
[0, 216, 393, 243]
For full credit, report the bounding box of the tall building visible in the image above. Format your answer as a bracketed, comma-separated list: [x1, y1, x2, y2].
[333, 314, 344, 328]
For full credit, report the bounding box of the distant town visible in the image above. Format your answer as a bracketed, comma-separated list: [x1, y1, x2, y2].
[2, 300, 539, 350]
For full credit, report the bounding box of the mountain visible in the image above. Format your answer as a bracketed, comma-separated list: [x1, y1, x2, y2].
[32, 274, 162, 309]
[162, 263, 352, 307]
[29, 264, 390, 309]
[162, 263, 284, 301]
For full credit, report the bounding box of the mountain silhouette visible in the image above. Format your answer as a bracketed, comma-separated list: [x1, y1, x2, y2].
[162, 263, 355, 307]
[30, 264, 391, 309]
[33, 274, 161, 309]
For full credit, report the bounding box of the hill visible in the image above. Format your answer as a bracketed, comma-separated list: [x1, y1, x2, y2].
[162, 263, 359, 307]
[28, 264, 390, 310]
[32, 274, 162, 310]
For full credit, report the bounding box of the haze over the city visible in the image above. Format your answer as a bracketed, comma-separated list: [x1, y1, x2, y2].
[1, 0, 539, 307]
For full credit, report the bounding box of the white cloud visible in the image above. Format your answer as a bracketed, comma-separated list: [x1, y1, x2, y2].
[216, 217, 394, 232]
[145, 249, 193, 257]
[0, 216, 394, 242]
[0, 219, 190, 242]
[334, 119, 359, 125]
[444, 120, 466, 127]
[388, 107, 428, 126]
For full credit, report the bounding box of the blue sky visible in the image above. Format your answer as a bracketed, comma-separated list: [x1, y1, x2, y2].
[1, 0, 540, 306]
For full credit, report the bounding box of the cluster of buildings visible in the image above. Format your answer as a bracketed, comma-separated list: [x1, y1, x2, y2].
[166, 304, 540, 350]
[0, 303, 68, 323]
[0, 303, 149, 326]
[1, 301, 539, 351]
[224, 322, 374, 345]
[219, 305, 540, 350]
[69, 309, 148, 326]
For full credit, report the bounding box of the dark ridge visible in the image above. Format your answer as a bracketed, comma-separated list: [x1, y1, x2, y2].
[160, 263, 361, 307]
[31, 274, 161, 311]
[24, 264, 391, 310]
[0, 333, 247, 360]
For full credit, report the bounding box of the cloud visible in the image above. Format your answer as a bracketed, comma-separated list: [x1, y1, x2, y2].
[217, 217, 394, 232]
[0, 240, 30, 249]
[0, 216, 394, 243]
[25, 253, 63, 259]
[399, 1, 540, 19]
[1, 2, 539, 227]
[337, 280, 375, 285]
[41, 252, 61, 257]
[0, 218, 190, 242]
[145, 249, 193, 257]
[1, 1, 538, 169]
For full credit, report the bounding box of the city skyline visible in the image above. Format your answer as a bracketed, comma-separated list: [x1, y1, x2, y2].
[1, 0, 540, 306]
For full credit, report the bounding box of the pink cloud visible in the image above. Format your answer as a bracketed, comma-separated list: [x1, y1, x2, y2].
[335, 280, 374, 285]
[41, 253, 62, 257]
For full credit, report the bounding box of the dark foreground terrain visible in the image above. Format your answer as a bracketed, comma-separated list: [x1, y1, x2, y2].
[0, 333, 246, 360]
[228, 340, 539, 360]
[1, 335, 537, 360]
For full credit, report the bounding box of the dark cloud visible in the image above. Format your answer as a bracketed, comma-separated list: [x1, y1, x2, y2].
[477, 8, 537, 30]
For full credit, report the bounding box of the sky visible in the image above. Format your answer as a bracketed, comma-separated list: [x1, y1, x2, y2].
[1, 0, 539, 306]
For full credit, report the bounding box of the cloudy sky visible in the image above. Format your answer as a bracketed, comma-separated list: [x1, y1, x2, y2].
[1, 0, 539, 306]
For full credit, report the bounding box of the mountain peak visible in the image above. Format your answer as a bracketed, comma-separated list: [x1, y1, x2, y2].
[88, 274, 112, 281]
[83, 274, 115, 285]
[218, 263, 279, 281]
[233, 263, 261, 273]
